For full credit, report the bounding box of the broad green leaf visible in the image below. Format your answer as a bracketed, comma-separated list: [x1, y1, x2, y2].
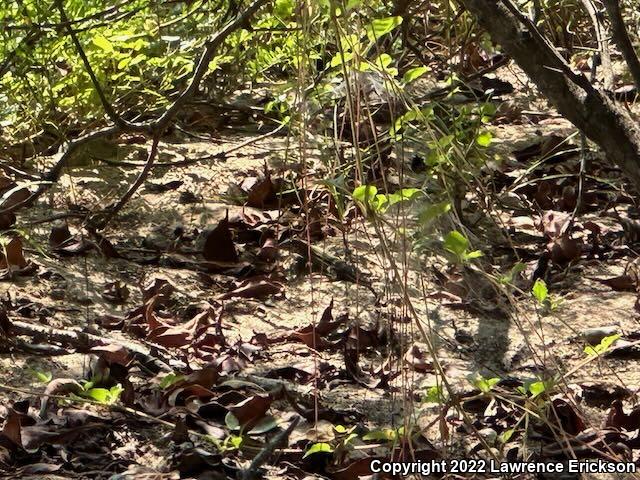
[419, 202, 451, 224]
[303, 442, 333, 458]
[584, 333, 621, 356]
[352, 185, 380, 214]
[275, 0, 294, 18]
[84, 384, 122, 404]
[476, 131, 492, 147]
[528, 381, 547, 397]
[402, 66, 429, 84]
[345, 0, 361, 10]
[93, 34, 114, 52]
[373, 54, 392, 69]
[474, 376, 500, 393]
[532, 279, 548, 304]
[464, 250, 484, 260]
[500, 262, 526, 285]
[28, 368, 52, 384]
[423, 385, 445, 404]
[443, 230, 469, 257]
[225, 412, 240, 431]
[366, 16, 403, 42]
[159, 373, 184, 389]
[330, 51, 354, 67]
[499, 429, 515, 443]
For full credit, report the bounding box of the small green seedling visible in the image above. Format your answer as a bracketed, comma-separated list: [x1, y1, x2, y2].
[303, 442, 333, 458]
[470, 374, 500, 393]
[532, 279, 561, 311]
[584, 334, 621, 357]
[28, 368, 52, 384]
[443, 230, 483, 263]
[422, 385, 447, 404]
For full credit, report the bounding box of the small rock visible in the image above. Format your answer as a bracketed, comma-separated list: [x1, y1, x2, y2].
[478, 427, 498, 445]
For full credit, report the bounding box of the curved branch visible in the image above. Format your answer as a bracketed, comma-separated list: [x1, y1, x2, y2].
[1, 0, 271, 223]
[602, 0, 640, 91]
[54, 0, 137, 131]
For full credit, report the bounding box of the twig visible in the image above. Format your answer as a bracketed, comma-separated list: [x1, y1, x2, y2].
[602, 0, 640, 91]
[579, 0, 614, 90]
[7, 318, 182, 373]
[239, 416, 300, 480]
[95, 135, 161, 228]
[54, 0, 136, 131]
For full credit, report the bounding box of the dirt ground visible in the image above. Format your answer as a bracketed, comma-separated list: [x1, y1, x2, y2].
[3, 64, 640, 479]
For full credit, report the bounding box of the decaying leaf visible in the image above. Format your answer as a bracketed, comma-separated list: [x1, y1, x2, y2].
[202, 213, 239, 263]
[218, 277, 284, 300]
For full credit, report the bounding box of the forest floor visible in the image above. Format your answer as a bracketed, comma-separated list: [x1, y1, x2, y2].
[2, 63, 640, 479]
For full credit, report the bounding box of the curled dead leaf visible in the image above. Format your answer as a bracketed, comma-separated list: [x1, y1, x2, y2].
[404, 344, 434, 373]
[202, 213, 239, 263]
[218, 277, 284, 300]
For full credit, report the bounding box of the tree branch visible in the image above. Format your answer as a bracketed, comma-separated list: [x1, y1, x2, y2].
[0, 0, 270, 224]
[602, 0, 640, 91]
[54, 0, 137, 131]
[460, 0, 640, 188]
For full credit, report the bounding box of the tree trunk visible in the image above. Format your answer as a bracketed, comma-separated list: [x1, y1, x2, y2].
[461, 0, 640, 189]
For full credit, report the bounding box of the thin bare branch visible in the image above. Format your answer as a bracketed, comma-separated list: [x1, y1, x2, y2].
[602, 0, 640, 91]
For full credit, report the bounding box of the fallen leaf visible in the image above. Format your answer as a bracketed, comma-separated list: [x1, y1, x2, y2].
[49, 222, 72, 247]
[102, 281, 130, 304]
[404, 344, 434, 373]
[228, 393, 272, 427]
[590, 275, 636, 292]
[202, 213, 239, 263]
[218, 277, 284, 300]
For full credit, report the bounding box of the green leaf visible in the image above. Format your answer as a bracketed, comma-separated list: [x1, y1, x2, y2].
[419, 202, 451, 225]
[443, 230, 469, 257]
[83, 384, 122, 404]
[464, 250, 484, 260]
[352, 185, 383, 214]
[303, 442, 333, 458]
[159, 373, 184, 389]
[225, 412, 240, 431]
[423, 385, 445, 404]
[330, 51, 354, 67]
[275, 0, 294, 18]
[499, 429, 514, 443]
[225, 435, 243, 450]
[527, 380, 547, 397]
[385, 188, 421, 210]
[584, 333, 621, 356]
[476, 131, 493, 147]
[373, 53, 393, 69]
[84, 388, 110, 404]
[500, 262, 526, 285]
[28, 368, 52, 384]
[247, 415, 278, 435]
[366, 16, 403, 42]
[474, 376, 500, 393]
[93, 34, 114, 53]
[402, 66, 429, 84]
[532, 279, 548, 304]
[345, 0, 361, 10]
